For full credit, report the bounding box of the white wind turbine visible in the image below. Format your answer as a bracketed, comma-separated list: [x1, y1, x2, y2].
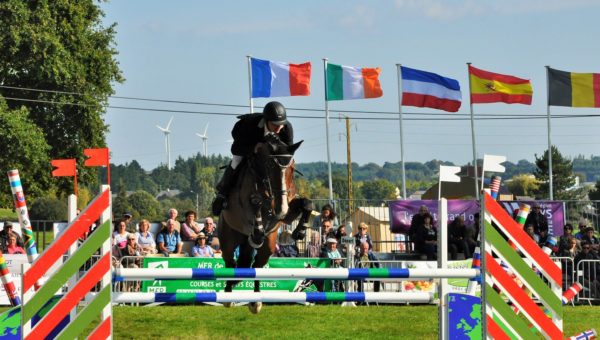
[196, 123, 209, 157]
[156, 116, 174, 169]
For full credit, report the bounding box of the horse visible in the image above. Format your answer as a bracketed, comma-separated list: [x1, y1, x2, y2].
[218, 138, 312, 313]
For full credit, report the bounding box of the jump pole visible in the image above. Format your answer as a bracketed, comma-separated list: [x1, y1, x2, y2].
[113, 268, 479, 281]
[113, 291, 434, 304]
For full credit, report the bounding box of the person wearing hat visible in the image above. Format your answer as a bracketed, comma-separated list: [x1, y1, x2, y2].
[524, 202, 548, 236]
[320, 237, 344, 291]
[192, 232, 214, 258]
[0, 222, 24, 253]
[122, 212, 135, 233]
[211, 101, 294, 216]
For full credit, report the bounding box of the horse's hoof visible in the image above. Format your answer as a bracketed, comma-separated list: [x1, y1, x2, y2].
[248, 234, 264, 249]
[248, 302, 262, 314]
[223, 302, 235, 308]
[291, 227, 306, 241]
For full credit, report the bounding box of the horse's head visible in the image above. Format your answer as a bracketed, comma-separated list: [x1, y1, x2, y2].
[252, 135, 303, 219]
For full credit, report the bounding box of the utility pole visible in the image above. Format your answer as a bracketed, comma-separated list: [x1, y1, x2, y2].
[345, 116, 353, 214]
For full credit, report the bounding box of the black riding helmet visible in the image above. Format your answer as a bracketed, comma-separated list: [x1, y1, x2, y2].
[263, 101, 287, 125]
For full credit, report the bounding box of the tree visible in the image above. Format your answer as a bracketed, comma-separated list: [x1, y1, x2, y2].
[361, 179, 397, 201]
[506, 174, 539, 197]
[127, 190, 161, 220]
[29, 197, 67, 220]
[0, 1, 123, 194]
[0, 99, 52, 207]
[589, 179, 600, 200]
[533, 146, 577, 199]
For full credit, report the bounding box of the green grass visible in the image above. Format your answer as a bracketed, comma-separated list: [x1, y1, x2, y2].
[0, 208, 17, 220]
[3, 304, 599, 339]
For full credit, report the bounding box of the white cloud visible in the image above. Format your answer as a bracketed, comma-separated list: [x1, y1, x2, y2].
[394, 0, 600, 20]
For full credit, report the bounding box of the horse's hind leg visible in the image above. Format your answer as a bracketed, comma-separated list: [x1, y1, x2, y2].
[286, 198, 313, 240]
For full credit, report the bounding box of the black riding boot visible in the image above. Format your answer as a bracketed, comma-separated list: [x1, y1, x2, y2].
[212, 165, 236, 216]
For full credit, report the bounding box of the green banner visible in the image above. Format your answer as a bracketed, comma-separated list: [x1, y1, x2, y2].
[141, 257, 331, 293]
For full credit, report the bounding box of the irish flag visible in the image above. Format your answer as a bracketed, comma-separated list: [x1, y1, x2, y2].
[326, 63, 383, 101]
[251, 57, 311, 98]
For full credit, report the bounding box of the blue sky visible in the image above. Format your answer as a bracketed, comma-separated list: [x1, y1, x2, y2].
[101, 0, 600, 170]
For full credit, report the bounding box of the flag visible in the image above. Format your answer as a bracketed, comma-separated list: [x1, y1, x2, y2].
[483, 154, 506, 173]
[84, 148, 110, 167]
[439, 165, 461, 183]
[401, 66, 462, 112]
[51, 159, 76, 177]
[326, 63, 382, 100]
[251, 57, 311, 98]
[548, 67, 600, 107]
[469, 65, 533, 104]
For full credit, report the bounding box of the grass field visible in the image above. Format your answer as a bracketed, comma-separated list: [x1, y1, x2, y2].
[2, 303, 600, 338]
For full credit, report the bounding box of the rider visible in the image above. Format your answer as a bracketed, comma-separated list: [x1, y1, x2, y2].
[211, 101, 294, 216]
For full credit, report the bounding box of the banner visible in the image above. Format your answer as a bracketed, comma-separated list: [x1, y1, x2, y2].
[388, 200, 565, 236]
[141, 257, 331, 293]
[389, 200, 479, 234]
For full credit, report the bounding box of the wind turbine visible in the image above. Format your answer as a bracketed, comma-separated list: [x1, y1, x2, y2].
[195, 123, 209, 157]
[156, 116, 174, 169]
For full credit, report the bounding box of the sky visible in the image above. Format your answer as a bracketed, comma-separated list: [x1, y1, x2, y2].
[101, 0, 600, 171]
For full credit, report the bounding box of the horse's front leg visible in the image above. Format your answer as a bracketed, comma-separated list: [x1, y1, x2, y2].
[284, 197, 313, 241]
[248, 233, 277, 314]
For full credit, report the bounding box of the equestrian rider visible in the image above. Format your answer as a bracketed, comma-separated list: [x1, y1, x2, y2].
[211, 101, 294, 216]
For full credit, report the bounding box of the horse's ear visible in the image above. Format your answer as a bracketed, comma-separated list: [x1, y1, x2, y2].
[288, 140, 303, 154]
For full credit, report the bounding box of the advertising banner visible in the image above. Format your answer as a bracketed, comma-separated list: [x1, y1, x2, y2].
[389, 200, 565, 236]
[141, 257, 331, 293]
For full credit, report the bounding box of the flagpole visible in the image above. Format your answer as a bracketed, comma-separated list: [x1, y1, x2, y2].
[545, 66, 554, 200]
[466, 62, 480, 200]
[323, 58, 334, 202]
[396, 64, 407, 199]
[247, 55, 254, 113]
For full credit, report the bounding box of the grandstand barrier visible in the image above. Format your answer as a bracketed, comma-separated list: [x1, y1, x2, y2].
[113, 267, 479, 282]
[113, 291, 434, 304]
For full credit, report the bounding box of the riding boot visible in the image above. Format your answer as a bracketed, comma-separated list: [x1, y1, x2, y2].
[212, 165, 236, 216]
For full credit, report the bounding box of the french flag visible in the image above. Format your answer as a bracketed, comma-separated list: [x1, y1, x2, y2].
[401, 66, 462, 112]
[251, 57, 311, 98]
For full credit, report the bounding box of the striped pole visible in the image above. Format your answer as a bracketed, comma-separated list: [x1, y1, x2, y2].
[113, 291, 434, 304]
[7, 170, 41, 290]
[489, 175, 501, 200]
[0, 253, 20, 306]
[466, 233, 481, 295]
[562, 282, 583, 305]
[515, 203, 530, 226]
[113, 267, 479, 282]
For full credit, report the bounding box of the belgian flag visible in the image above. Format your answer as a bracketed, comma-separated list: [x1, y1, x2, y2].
[548, 67, 600, 107]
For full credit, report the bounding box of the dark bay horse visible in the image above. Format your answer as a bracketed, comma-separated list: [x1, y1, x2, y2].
[219, 139, 312, 313]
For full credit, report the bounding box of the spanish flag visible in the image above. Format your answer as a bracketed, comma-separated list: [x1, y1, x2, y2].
[469, 65, 533, 105]
[548, 67, 600, 107]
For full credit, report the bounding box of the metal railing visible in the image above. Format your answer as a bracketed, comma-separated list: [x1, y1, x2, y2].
[576, 259, 600, 305]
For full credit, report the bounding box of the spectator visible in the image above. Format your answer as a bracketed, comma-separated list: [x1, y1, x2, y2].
[203, 217, 217, 247]
[321, 238, 344, 292]
[575, 219, 589, 240]
[581, 227, 599, 249]
[409, 205, 430, 241]
[181, 210, 202, 241]
[465, 213, 480, 256]
[165, 208, 181, 233]
[354, 222, 373, 252]
[122, 212, 135, 233]
[574, 241, 600, 298]
[558, 223, 576, 254]
[321, 220, 336, 246]
[307, 231, 321, 258]
[277, 229, 299, 257]
[112, 221, 130, 249]
[560, 236, 580, 258]
[355, 241, 382, 292]
[414, 213, 437, 260]
[537, 229, 551, 248]
[157, 219, 183, 256]
[6, 235, 25, 254]
[448, 216, 471, 260]
[0, 222, 24, 252]
[335, 225, 347, 257]
[136, 219, 157, 255]
[312, 204, 338, 230]
[524, 202, 548, 235]
[192, 233, 215, 257]
[524, 223, 539, 243]
[120, 234, 141, 267]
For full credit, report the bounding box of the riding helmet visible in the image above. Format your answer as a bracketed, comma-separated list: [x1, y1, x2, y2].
[263, 101, 287, 125]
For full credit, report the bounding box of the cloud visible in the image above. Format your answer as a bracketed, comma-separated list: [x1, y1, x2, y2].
[394, 0, 600, 20]
[337, 5, 377, 29]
